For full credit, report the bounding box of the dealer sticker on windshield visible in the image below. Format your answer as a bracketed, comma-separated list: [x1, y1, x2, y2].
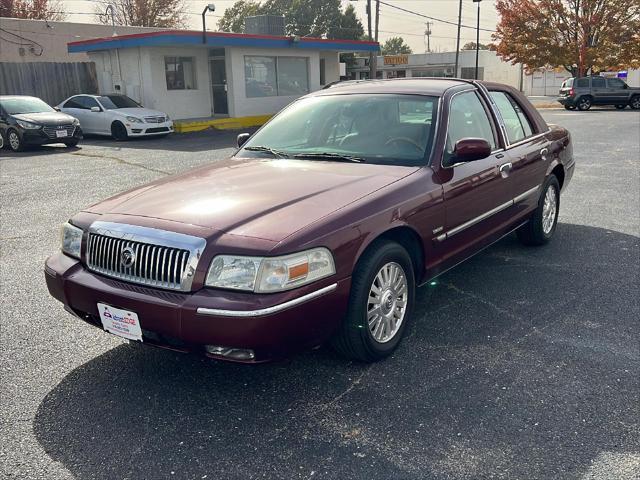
[97, 303, 143, 342]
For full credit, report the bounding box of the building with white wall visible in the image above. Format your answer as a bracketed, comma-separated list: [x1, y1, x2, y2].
[67, 30, 377, 127]
[347, 50, 524, 90]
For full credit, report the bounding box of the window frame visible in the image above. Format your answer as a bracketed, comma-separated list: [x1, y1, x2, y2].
[164, 56, 198, 91]
[441, 89, 500, 168]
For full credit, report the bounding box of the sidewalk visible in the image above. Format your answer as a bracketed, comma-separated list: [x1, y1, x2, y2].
[527, 95, 560, 109]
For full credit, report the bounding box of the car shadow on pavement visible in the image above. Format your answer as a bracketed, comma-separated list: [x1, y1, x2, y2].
[33, 224, 640, 480]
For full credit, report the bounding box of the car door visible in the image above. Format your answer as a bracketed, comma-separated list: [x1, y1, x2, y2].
[488, 90, 550, 218]
[590, 76, 608, 104]
[606, 77, 629, 104]
[76, 96, 105, 133]
[60, 96, 89, 131]
[433, 89, 514, 268]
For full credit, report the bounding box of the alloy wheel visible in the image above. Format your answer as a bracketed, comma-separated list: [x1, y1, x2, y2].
[578, 98, 591, 110]
[8, 131, 20, 151]
[542, 186, 558, 235]
[367, 261, 408, 343]
[631, 97, 640, 109]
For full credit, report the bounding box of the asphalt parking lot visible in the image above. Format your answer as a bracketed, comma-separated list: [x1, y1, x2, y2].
[1, 108, 639, 480]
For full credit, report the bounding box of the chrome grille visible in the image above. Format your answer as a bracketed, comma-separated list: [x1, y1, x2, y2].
[43, 124, 75, 139]
[144, 116, 166, 123]
[86, 222, 206, 292]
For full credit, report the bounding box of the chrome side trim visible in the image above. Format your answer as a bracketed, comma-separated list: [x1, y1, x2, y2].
[513, 185, 540, 204]
[447, 199, 514, 238]
[435, 184, 541, 241]
[197, 283, 338, 317]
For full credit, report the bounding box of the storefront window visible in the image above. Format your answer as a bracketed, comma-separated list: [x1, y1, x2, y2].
[244, 56, 309, 98]
[165, 57, 197, 90]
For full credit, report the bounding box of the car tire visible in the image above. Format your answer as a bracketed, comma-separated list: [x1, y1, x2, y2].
[630, 96, 640, 110]
[564, 105, 576, 110]
[615, 104, 626, 110]
[331, 240, 415, 362]
[517, 175, 560, 246]
[0, 130, 4, 149]
[7, 129, 24, 152]
[111, 121, 128, 141]
[576, 96, 592, 111]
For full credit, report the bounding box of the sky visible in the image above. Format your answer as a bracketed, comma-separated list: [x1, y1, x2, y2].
[61, 0, 501, 53]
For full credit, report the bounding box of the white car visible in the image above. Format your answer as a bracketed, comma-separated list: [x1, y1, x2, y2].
[57, 94, 173, 140]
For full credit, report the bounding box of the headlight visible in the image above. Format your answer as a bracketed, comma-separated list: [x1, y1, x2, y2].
[16, 119, 41, 129]
[72, 118, 80, 125]
[205, 248, 335, 293]
[60, 222, 83, 259]
[126, 116, 143, 123]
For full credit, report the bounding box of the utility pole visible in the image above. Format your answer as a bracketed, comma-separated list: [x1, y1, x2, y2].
[473, 0, 481, 79]
[374, 0, 380, 79]
[425, 21, 432, 53]
[454, 0, 463, 78]
[367, 0, 373, 79]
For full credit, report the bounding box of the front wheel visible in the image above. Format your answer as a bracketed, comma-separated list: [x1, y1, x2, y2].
[331, 240, 415, 362]
[7, 129, 24, 152]
[111, 121, 128, 141]
[615, 104, 626, 110]
[517, 175, 560, 246]
[577, 96, 592, 111]
[630, 96, 640, 110]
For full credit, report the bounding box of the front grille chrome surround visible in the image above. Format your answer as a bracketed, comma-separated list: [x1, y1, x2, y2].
[43, 125, 75, 139]
[86, 221, 206, 292]
[144, 116, 166, 123]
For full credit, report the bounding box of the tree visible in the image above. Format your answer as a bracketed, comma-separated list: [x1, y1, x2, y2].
[380, 36, 412, 55]
[217, 0, 365, 39]
[492, 0, 640, 76]
[462, 42, 490, 51]
[0, 0, 65, 20]
[217, 0, 261, 33]
[94, 0, 186, 28]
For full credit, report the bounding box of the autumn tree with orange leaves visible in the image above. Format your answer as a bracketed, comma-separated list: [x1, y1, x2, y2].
[492, 0, 640, 76]
[0, 0, 65, 20]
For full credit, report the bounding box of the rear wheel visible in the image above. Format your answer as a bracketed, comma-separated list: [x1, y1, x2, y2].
[615, 104, 626, 110]
[331, 240, 415, 362]
[7, 129, 24, 152]
[517, 175, 560, 246]
[630, 96, 640, 110]
[577, 96, 592, 111]
[111, 121, 128, 141]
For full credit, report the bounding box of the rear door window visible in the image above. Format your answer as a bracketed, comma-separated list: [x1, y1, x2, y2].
[591, 77, 606, 88]
[490, 91, 534, 143]
[575, 78, 589, 88]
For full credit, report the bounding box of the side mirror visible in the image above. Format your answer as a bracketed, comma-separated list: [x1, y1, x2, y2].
[237, 133, 250, 148]
[90, 106, 101, 112]
[452, 138, 492, 163]
[53, 106, 61, 112]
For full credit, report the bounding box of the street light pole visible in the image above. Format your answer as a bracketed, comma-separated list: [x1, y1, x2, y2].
[454, 0, 463, 78]
[202, 4, 215, 44]
[473, 0, 481, 79]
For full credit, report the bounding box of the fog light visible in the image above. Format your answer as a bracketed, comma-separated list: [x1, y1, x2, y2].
[205, 345, 255, 361]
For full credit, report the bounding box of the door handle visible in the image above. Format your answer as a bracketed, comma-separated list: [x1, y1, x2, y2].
[499, 162, 512, 178]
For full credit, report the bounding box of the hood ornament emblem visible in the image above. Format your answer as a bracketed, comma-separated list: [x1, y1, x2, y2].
[120, 247, 136, 268]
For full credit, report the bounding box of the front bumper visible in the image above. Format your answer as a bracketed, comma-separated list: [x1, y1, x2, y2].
[44, 253, 351, 362]
[126, 121, 174, 137]
[21, 126, 82, 146]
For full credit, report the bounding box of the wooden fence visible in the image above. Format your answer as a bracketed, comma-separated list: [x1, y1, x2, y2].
[0, 62, 98, 106]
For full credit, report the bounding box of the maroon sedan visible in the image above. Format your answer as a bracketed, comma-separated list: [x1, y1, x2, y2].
[45, 79, 574, 363]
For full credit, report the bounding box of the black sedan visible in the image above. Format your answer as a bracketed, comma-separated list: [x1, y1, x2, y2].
[0, 96, 83, 152]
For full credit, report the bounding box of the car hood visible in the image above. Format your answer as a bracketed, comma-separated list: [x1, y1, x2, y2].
[85, 157, 418, 242]
[111, 108, 167, 117]
[12, 112, 76, 125]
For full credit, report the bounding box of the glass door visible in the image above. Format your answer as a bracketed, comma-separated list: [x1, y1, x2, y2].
[209, 55, 228, 115]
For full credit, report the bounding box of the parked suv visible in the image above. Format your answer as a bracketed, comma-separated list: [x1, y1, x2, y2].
[558, 76, 640, 111]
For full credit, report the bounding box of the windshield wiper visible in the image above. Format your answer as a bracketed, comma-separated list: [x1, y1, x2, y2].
[244, 146, 290, 158]
[292, 152, 365, 163]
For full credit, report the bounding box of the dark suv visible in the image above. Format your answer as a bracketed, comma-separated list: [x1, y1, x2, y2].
[558, 76, 640, 111]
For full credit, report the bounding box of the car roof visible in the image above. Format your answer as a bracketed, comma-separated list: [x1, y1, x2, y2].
[311, 78, 475, 97]
[0, 95, 42, 100]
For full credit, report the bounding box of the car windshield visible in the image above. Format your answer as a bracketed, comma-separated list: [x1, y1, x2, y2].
[240, 94, 439, 166]
[1, 97, 54, 115]
[97, 95, 142, 110]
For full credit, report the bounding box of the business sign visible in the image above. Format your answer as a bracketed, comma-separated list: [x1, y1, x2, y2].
[384, 55, 409, 65]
